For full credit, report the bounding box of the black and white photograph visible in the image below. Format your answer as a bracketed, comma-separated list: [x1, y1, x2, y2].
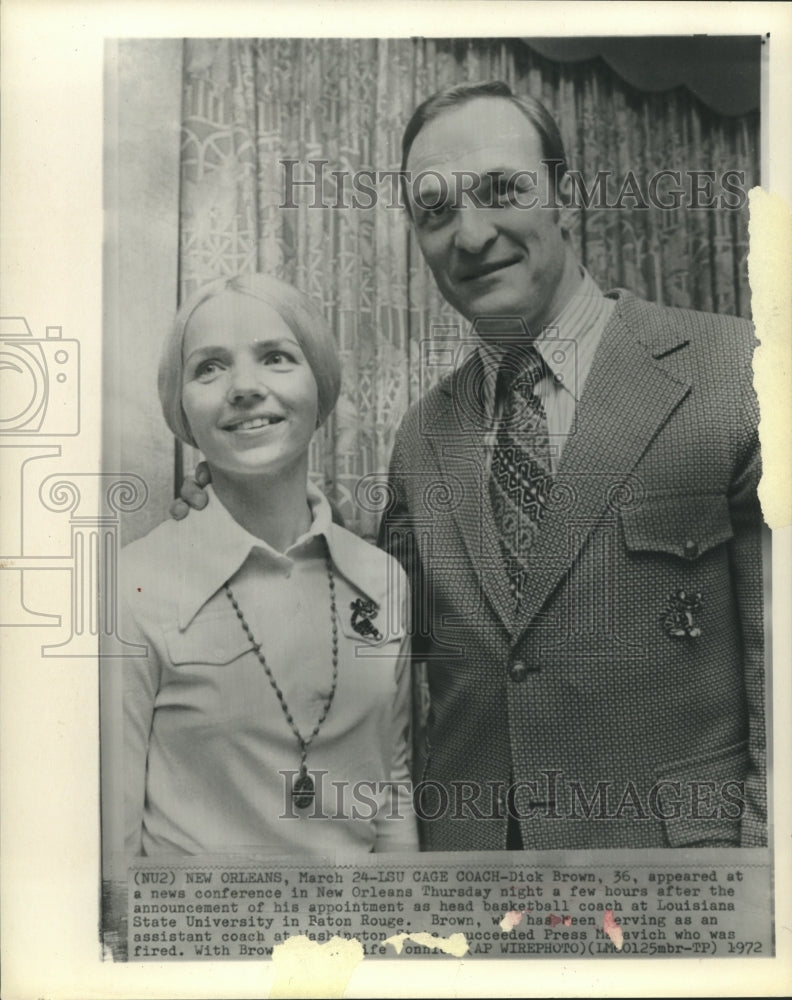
[2, 2, 791, 998]
[102, 21, 771, 951]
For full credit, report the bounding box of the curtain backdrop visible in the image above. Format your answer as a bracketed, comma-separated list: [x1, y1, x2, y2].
[178, 37, 759, 540]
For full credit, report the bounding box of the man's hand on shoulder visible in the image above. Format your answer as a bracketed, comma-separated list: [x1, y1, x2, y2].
[169, 462, 212, 520]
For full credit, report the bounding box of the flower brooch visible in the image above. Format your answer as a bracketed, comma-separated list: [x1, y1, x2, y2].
[661, 588, 703, 638]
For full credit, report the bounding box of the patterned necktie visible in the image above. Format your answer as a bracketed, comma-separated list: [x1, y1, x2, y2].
[488, 345, 553, 602]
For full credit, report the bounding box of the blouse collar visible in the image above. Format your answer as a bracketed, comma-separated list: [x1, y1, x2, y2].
[175, 481, 374, 630]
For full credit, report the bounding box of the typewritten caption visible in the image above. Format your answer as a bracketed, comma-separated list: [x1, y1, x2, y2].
[125, 851, 772, 960]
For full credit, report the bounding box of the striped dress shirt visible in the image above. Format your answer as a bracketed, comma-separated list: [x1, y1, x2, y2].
[478, 268, 616, 472]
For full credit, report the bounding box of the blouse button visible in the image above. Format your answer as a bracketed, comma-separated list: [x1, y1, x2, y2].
[683, 539, 699, 558]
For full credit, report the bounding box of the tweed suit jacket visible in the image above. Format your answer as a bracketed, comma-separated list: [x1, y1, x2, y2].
[379, 290, 766, 851]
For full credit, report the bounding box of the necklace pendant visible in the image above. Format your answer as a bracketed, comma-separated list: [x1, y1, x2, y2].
[224, 544, 338, 816]
[293, 769, 315, 810]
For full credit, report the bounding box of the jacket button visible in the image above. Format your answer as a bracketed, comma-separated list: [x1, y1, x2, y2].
[683, 539, 699, 558]
[509, 659, 530, 682]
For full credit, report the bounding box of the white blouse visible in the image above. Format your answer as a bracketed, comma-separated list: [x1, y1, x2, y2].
[121, 484, 418, 858]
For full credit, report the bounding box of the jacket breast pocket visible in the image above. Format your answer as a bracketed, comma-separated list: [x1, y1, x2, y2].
[620, 493, 733, 560]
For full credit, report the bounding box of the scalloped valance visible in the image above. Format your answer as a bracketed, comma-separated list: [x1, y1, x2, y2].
[523, 36, 761, 116]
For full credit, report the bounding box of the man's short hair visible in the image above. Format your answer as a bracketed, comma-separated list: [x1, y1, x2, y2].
[400, 80, 568, 214]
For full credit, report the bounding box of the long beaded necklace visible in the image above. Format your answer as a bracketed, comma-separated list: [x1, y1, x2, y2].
[224, 539, 339, 810]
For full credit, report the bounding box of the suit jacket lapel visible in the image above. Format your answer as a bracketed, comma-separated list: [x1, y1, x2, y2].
[433, 352, 516, 630]
[510, 294, 693, 641]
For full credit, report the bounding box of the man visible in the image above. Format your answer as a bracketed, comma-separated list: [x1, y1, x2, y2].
[177, 81, 766, 853]
[380, 81, 765, 852]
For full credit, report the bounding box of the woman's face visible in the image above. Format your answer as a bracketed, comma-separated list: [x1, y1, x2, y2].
[181, 292, 319, 483]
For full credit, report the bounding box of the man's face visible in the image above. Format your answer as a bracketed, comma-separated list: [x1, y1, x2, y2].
[405, 97, 577, 335]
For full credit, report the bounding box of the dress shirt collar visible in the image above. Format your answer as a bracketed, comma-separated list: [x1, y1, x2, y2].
[176, 482, 356, 630]
[477, 267, 614, 412]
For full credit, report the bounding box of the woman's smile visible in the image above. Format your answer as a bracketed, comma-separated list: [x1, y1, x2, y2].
[222, 412, 286, 433]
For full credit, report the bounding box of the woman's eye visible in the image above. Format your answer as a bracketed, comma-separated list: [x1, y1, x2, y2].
[264, 350, 296, 365]
[194, 360, 223, 381]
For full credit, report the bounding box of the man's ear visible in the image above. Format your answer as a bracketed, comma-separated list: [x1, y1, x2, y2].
[556, 171, 577, 235]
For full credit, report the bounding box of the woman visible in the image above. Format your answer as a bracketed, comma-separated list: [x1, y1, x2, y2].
[121, 274, 417, 857]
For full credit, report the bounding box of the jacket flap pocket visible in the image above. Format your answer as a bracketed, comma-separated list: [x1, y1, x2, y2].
[164, 615, 255, 666]
[654, 740, 747, 847]
[621, 493, 733, 558]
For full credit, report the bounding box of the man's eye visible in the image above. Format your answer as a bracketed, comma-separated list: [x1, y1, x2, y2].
[418, 202, 451, 227]
[495, 178, 535, 205]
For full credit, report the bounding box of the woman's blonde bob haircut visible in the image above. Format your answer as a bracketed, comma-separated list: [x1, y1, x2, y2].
[158, 273, 341, 447]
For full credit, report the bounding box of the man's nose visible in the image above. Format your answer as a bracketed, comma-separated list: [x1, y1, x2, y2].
[452, 207, 498, 254]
